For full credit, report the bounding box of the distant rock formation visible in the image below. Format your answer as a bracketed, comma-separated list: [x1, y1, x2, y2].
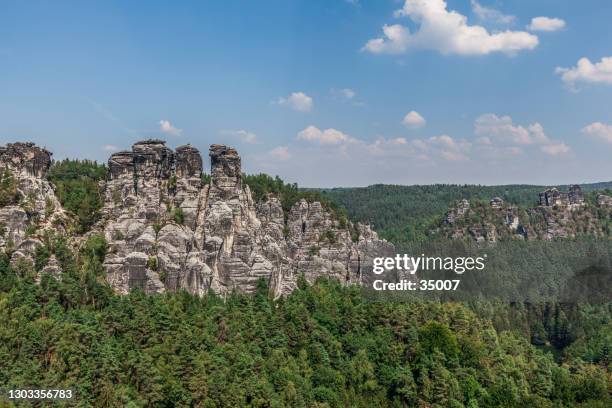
[539, 188, 566, 207]
[568, 184, 585, 205]
[597, 193, 612, 207]
[490, 197, 504, 209]
[99, 140, 393, 297]
[0, 142, 68, 272]
[444, 199, 470, 224]
[439, 184, 610, 242]
[539, 185, 584, 207]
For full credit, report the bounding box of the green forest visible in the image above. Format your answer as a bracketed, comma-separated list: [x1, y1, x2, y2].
[319, 183, 612, 244]
[1, 244, 610, 407]
[0, 161, 610, 406]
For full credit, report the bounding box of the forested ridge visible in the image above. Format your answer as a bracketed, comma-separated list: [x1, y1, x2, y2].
[0, 161, 610, 406]
[319, 182, 612, 244]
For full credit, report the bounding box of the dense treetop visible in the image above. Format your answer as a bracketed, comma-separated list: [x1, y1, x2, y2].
[48, 159, 107, 233]
[1, 242, 610, 407]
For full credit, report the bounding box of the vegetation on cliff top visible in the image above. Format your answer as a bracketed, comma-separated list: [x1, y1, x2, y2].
[48, 159, 107, 233]
[0, 168, 19, 207]
[43, 160, 350, 233]
[242, 173, 349, 224]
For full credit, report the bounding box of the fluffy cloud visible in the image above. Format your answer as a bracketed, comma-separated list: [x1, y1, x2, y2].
[412, 134, 471, 162]
[540, 142, 570, 156]
[475, 114, 533, 144]
[471, 1, 515, 24]
[296, 126, 355, 145]
[363, 0, 538, 56]
[475, 114, 570, 156]
[402, 110, 426, 128]
[269, 146, 292, 161]
[103, 144, 119, 152]
[368, 137, 408, 155]
[555, 57, 612, 87]
[277, 92, 313, 112]
[363, 24, 410, 55]
[527, 17, 566, 32]
[159, 120, 182, 137]
[221, 129, 257, 144]
[581, 122, 612, 144]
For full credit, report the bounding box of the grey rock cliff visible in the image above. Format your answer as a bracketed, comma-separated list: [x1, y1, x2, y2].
[0, 142, 68, 273]
[100, 140, 393, 297]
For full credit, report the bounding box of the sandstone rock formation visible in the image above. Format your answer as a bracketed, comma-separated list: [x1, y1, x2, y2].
[439, 184, 607, 242]
[596, 194, 612, 207]
[0, 142, 68, 273]
[100, 140, 393, 297]
[568, 184, 585, 205]
[539, 185, 584, 208]
[444, 199, 470, 224]
[490, 197, 504, 209]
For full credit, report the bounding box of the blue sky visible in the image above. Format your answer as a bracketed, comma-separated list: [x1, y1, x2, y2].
[2, 0, 612, 187]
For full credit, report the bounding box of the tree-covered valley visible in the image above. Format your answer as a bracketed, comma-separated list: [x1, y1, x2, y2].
[0, 158, 610, 407]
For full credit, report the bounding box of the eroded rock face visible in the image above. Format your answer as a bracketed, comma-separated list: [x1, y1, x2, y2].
[597, 194, 612, 207]
[101, 140, 393, 297]
[444, 199, 470, 224]
[0, 142, 67, 271]
[439, 185, 607, 243]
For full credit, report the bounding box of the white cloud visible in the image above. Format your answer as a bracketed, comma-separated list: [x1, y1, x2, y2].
[103, 144, 119, 152]
[363, 24, 410, 55]
[402, 110, 426, 128]
[221, 129, 257, 144]
[527, 16, 565, 32]
[368, 137, 409, 155]
[159, 120, 182, 137]
[475, 114, 570, 155]
[296, 126, 355, 145]
[527, 123, 551, 144]
[581, 122, 612, 144]
[555, 57, 612, 87]
[277, 92, 313, 112]
[429, 134, 457, 148]
[411, 134, 471, 162]
[430, 134, 471, 160]
[269, 146, 292, 161]
[471, 1, 515, 24]
[475, 114, 532, 144]
[363, 0, 538, 56]
[541, 142, 570, 156]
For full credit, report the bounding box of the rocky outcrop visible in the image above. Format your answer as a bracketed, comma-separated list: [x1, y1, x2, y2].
[100, 140, 393, 297]
[444, 199, 470, 224]
[539, 185, 584, 208]
[597, 194, 612, 207]
[490, 197, 504, 209]
[439, 184, 607, 242]
[0, 142, 68, 272]
[539, 188, 567, 207]
[568, 184, 584, 205]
